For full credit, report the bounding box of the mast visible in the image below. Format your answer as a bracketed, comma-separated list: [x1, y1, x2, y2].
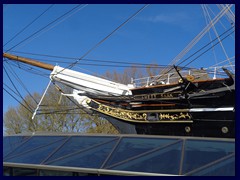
[3, 52, 132, 96]
[3, 53, 54, 71]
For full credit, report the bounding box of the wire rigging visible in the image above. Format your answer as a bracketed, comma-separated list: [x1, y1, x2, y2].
[179, 29, 234, 68]
[153, 25, 234, 82]
[201, 5, 218, 65]
[209, 5, 235, 40]
[3, 82, 22, 98]
[4, 59, 49, 78]
[177, 25, 234, 67]
[4, 61, 38, 104]
[3, 65, 34, 112]
[14, 4, 89, 51]
[65, 4, 149, 70]
[6, 4, 83, 52]
[4, 4, 54, 48]
[5, 24, 234, 89]
[3, 88, 33, 114]
[165, 4, 233, 70]
[203, 5, 234, 71]
[7, 50, 169, 67]
[3, 4, 235, 117]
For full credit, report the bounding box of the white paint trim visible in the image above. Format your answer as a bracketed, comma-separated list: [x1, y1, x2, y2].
[190, 107, 234, 112]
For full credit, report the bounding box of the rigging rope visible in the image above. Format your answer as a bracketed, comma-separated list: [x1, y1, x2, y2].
[4, 60, 49, 78]
[153, 25, 235, 83]
[207, 5, 235, 40]
[218, 4, 235, 24]
[203, 4, 234, 71]
[201, 5, 218, 65]
[4, 61, 38, 104]
[6, 4, 84, 52]
[3, 64, 34, 112]
[3, 87, 33, 114]
[13, 4, 89, 51]
[208, 56, 235, 68]
[32, 80, 52, 120]
[177, 26, 234, 67]
[179, 29, 235, 68]
[166, 4, 233, 68]
[7, 50, 168, 67]
[4, 4, 54, 48]
[62, 4, 149, 71]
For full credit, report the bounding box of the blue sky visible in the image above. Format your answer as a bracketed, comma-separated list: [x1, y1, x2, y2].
[3, 4, 235, 114]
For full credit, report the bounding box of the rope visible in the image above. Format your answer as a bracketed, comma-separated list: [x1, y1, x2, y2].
[6, 4, 84, 52]
[61, 4, 149, 72]
[3, 64, 34, 111]
[167, 4, 233, 67]
[32, 80, 52, 120]
[4, 4, 54, 48]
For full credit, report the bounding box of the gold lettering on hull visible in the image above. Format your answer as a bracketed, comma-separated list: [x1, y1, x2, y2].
[138, 93, 174, 100]
[98, 104, 147, 121]
[87, 99, 192, 123]
[159, 112, 191, 121]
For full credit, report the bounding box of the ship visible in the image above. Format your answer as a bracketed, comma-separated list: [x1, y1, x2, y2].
[3, 52, 235, 138]
[3, 4, 235, 138]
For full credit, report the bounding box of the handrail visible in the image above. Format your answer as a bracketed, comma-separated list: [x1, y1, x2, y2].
[132, 65, 235, 87]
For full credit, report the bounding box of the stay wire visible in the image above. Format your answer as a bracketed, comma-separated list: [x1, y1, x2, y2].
[177, 25, 234, 67]
[3, 82, 21, 97]
[7, 50, 169, 67]
[64, 4, 149, 71]
[3, 88, 33, 114]
[4, 4, 54, 48]
[155, 26, 234, 82]
[6, 4, 82, 52]
[37, 107, 82, 114]
[3, 64, 34, 111]
[13, 4, 89, 51]
[179, 29, 235, 68]
[158, 26, 234, 79]
[4, 59, 50, 78]
[4, 61, 38, 104]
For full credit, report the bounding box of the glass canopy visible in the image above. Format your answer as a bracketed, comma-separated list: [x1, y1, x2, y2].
[3, 133, 235, 176]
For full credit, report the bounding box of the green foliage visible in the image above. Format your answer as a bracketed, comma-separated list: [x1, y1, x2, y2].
[3, 85, 119, 135]
[4, 66, 160, 135]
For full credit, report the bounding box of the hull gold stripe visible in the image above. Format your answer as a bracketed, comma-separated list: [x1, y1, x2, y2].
[87, 99, 193, 123]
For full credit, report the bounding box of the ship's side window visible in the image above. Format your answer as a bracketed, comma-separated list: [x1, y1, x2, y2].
[148, 113, 158, 121]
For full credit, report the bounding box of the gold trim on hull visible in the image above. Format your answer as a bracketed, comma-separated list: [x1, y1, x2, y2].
[87, 99, 193, 123]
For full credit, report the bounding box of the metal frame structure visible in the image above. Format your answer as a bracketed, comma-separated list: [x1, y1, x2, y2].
[3, 133, 235, 176]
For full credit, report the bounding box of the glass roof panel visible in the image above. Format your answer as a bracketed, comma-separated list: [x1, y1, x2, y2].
[3, 136, 30, 157]
[108, 141, 183, 175]
[188, 155, 235, 176]
[46, 139, 118, 169]
[104, 137, 179, 168]
[3, 135, 235, 176]
[4, 140, 65, 164]
[182, 140, 235, 174]
[45, 136, 117, 163]
[4, 136, 67, 159]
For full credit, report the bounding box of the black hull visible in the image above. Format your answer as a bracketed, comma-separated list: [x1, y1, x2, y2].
[134, 120, 235, 138]
[86, 87, 235, 138]
[83, 73, 235, 138]
[101, 113, 235, 138]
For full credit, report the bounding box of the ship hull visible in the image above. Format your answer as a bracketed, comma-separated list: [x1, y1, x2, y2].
[85, 93, 235, 138]
[100, 111, 235, 138]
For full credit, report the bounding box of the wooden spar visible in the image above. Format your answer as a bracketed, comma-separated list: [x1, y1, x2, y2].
[3, 53, 54, 71]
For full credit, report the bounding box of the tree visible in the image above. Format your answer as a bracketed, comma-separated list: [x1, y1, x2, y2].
[3, 84, 119, 135]
[4, 65, 161, 135]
